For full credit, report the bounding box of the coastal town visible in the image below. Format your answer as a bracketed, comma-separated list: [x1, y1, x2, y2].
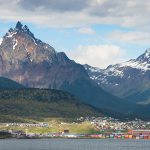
[1, 117, 150, 140]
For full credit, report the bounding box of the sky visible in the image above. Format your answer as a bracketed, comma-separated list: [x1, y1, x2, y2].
[0, 0, 150, 68]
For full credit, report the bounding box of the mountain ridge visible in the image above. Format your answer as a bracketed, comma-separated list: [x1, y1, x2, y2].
[0, 22, 149, 119]
[0, 77, 24, 89]
[0, 22, 88, 88]
[85, 49, 150, 104]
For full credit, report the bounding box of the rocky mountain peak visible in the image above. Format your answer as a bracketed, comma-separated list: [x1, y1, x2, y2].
[144, 49, 150, 59]
[136, 49, 150, 63]
[0, 22, 89, 89]
[57, 52, 70, 64]
[0, 22, 58, 65]
[15, 21, 23, 30]
[145, 48, 150, 53]
[4, 21, 36, 41]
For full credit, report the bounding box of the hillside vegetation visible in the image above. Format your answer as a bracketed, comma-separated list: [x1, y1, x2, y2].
[0, 89, 102, 122]
[0, 77, 24, 89]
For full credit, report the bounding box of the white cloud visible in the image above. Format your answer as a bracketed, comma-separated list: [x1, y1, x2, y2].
[0, 0, 150, 30]
[107, 31, 150, 44]
[78, 27, 95, 35]
[67, 45, 125, 68]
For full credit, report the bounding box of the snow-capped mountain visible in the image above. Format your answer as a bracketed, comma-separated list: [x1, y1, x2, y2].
[0, 21, 57, 64]
[0, 22, 88, 88]
[85, 50, 150, 104]
[1, 22, 150, 119]
[0, 22, 131, 115]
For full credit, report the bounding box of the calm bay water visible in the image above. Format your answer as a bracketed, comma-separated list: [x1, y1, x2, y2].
[0, 139, 150, 150]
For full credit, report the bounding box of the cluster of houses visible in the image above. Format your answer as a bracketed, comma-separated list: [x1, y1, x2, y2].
[1, 129, 150, 139]
[83, 117, 150, 131]
[1, 117, 150, 139]
[5, 123, 49, 127]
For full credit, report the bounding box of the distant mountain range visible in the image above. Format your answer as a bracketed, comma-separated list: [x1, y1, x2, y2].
[0, 22, 150, 120]
[85, 49, 150, 104]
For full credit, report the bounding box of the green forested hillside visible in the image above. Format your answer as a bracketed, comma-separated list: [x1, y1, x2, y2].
[0, 89, 102, 122]
[0, 77, 24, 89]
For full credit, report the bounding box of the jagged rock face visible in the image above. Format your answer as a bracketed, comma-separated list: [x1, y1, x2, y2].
[0, 22, 88, 88]
[85, 50, 150, 103]
[1, 22, 57, 63]
[136, 49, 150, 64]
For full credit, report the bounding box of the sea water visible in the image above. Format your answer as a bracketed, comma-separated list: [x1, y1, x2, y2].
[0, 139, 150, 150]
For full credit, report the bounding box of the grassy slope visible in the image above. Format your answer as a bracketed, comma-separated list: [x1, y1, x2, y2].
[0, 120, 98, 134]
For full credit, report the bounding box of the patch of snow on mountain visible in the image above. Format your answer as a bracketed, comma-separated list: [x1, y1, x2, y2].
[120, 60, 150, 71]
[89, 67, 101, 73]
[32, 38, 37, 46]
[102, 66, 124, 77]
[0, 38, 3, 45]
[84, 65, 102, 73]
[13, 39, 18, 50]
[7, 32, 17, 38]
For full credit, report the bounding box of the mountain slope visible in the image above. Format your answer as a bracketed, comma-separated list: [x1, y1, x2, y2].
[85, 49, 150, 104]
[0, 77, 24, 89]
[127, 88, 150, 104]
[0, 22, 133, 116]
[60, 78, 132, 112]
[0, 22, 88, 88]
[60, 79, 150, 120]
[0, 88, 102, 122]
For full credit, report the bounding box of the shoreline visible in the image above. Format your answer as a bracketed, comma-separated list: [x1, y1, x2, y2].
[0, 136, 150, 140]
